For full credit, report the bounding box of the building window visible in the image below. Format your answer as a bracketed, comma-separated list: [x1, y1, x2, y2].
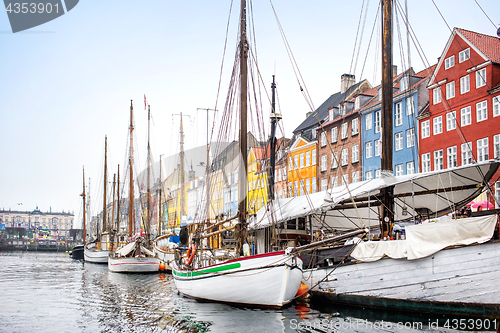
[352, 171, 360, 183]
[352, 145, 359, 163]
[341, 123, 348, 139]
[395, 132, 403, 151]
[332, 176, 338, 188]
[375, 111, 381, 133]
[365, 113, 372, 130]
[476, 68, 486, 88]
[446, 111, 456, 131]
[422, 153, 431, 172]
[331, 127, 337, 143]
[342, 174, 348, 185]
[395, 164, 403, 176]
[304, 151, 310, 167]
[352, 118, 359, 135]
[299, 180, 304, 196]
[477, 137, 489, 162]
[312, 177, 317, 193]
[434, 149, 444, 171]
[294, 155, 299, 169]
[341, 148, 348, 166]
[459, 48, 470, 63]
[312, 149, 316, 165]
[433, 87, 442, 105]
[495, 134, 500, 159]
[444, 55, 455, 69]
[461, 142, 473, 166]
[433, 116, 443, 135]
[355, 96, 360, 109]
[288, 156, 293, 170]
[375, 139, 381, 156]
[395, 102, 403, 126]
[300, 153, 305, 168]
[329, 108, 334, 121]
[375, 169, 381, 179]
[400, 76, 409, 91]
[365, 141, 373, 158]
[421, 120, 430, 138]
[406, 128, 415, 148]
[331, 152, 338, 169]
[447, 146, 457, 168]
[321, 132, 327, 147]
[320, 155, 327, 172]
[406, 96, 414, 115]
[476, 100, 488, 122]
[460, 75, 470, 94]
[407, 161, 415, 175]
[320, 179, 327, 191]
[494, 96, 500, 117]
[305, 178, 310, 194]
[446, 81, 455, 100]
[365, 171, 373, 181]
[461, 106, 471, 126]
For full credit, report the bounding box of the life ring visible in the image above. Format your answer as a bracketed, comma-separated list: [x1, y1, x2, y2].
[186, 244, 196, 265]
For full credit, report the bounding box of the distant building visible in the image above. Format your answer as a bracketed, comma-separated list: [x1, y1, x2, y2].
[0, 206, 74, 239]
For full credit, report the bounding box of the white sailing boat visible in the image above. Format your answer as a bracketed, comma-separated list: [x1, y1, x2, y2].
[251, 0, 500, 318]
[171, 0, 303, 308]
[108, 101, 161, 273]
[85, 136, 110, 264]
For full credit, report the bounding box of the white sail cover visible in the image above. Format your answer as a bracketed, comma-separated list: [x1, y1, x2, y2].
[249, 160, 499, 232]
[351, 215, 498, 261]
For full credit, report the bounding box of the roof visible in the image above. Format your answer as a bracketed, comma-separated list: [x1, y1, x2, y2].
[293, 80, 367, 134]
[456, 28, 500, 64]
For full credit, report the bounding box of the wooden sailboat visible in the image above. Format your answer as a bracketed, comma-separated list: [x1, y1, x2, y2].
[69, 166, 86, 260]
[171, 0, 303, 308]
[108, 101, 161, 273]
[84, 136, 111, 263]
[287, 0, 500, 318]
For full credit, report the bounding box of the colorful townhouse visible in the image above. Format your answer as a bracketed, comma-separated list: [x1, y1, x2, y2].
[287, 136, 317, 197]
[361, 65, 434, 179]
[418, 28, 500, 205]
[247, 146, 267, 214]
[317, 79, 373, 189]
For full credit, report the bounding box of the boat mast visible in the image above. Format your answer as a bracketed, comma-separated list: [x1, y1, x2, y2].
[268, 75, 281, 201]
[237, 0, 248, 254]
[179, 113, 186, 222]
[147, 105, 151, 245]
[380, 0, 394, 238]
[158, 156, 162, 236]
[128, 100, 135, 238]
[103, 135, 108, 238]
[111, 172, 116, 246]
[81, 166, 86, 243]
[116, 165, 120, 246]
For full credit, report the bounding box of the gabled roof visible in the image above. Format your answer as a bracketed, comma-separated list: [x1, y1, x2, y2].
[429, 27, 500, 86]
[293, 80, 368, 134]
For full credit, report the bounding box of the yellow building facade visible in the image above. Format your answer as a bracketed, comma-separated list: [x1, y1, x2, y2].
[247, 147, 268, 214]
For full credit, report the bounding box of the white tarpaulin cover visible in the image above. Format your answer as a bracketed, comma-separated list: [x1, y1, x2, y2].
[351, 215, 497, 261]
[116, 241, 136, 256]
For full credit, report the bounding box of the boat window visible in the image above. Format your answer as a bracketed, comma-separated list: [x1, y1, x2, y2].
[287, 219, 297, 230]
[298, 217, 306, 230]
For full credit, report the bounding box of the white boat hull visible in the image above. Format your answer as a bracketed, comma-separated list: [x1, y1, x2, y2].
[172, 251, 303, 308]
[108, 256, 160, 273]
[84, 247, 109, 264]
[305, 241, 500, 317]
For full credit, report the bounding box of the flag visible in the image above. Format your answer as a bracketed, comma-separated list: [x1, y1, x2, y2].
[144, 94, 146, 110]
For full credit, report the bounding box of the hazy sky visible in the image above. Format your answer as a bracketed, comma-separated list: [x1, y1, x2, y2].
[0, 0, 498, 225]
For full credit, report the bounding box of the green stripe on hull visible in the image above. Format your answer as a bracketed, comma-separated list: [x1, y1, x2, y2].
[173, 262, 241, 278]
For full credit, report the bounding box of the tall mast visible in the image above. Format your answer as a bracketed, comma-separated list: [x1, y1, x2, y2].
[128, 100, 135, 238]
[268, 75, 281, 201]
[158, 156, 162, 236]
[237, 0, 248, 252]
[81, 166, 86, 243]
[103, 135, 108, 237]
[147, 105, 151, 244]
[179, 113, 186, 220]
[380, 0, 394, 238]
[116, 165, 120, 244]
[111, 172, 116, 239]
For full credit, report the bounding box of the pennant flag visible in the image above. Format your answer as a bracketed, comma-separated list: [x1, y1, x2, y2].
[144, 94, 147, 110]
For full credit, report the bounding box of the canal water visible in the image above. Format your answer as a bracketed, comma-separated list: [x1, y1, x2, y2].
[0, 251, 495, 332]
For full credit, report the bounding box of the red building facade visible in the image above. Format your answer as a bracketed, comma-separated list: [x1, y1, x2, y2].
[419, 28, 500, 206]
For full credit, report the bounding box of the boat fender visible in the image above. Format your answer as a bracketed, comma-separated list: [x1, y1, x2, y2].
[186, 244, 196, 265]
[242, 243, 251, 257]
[159, 262, 166, 271]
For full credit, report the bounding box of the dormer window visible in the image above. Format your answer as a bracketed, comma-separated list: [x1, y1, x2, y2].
[329, 108, 334, 121]
[354, 96, 360, 109]
[459, 48, 470, 63]
[378, 88, 382, 101]
[340, 104, 346, 116]
[400, 76, 409, 91]
[444, 55, 455, 70]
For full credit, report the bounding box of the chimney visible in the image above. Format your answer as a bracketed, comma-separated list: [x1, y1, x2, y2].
[340, 74, 355, 93]
[392, 65, 398, 78]
[306, 111, 312, 118]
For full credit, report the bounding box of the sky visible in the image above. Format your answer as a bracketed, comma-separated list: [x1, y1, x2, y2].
[0, 0, 498, 226]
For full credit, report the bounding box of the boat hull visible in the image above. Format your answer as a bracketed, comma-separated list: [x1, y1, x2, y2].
[69, 245, 84, 259]
[108, 256, 160, 273]
[305, 241, 500, 318]
[172, 251, 303, 308]
[84, 247, 109, 264]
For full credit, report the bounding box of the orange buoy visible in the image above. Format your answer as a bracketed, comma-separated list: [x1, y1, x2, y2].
[295, 282, 308, 298]
[159, 262, 166, 271]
